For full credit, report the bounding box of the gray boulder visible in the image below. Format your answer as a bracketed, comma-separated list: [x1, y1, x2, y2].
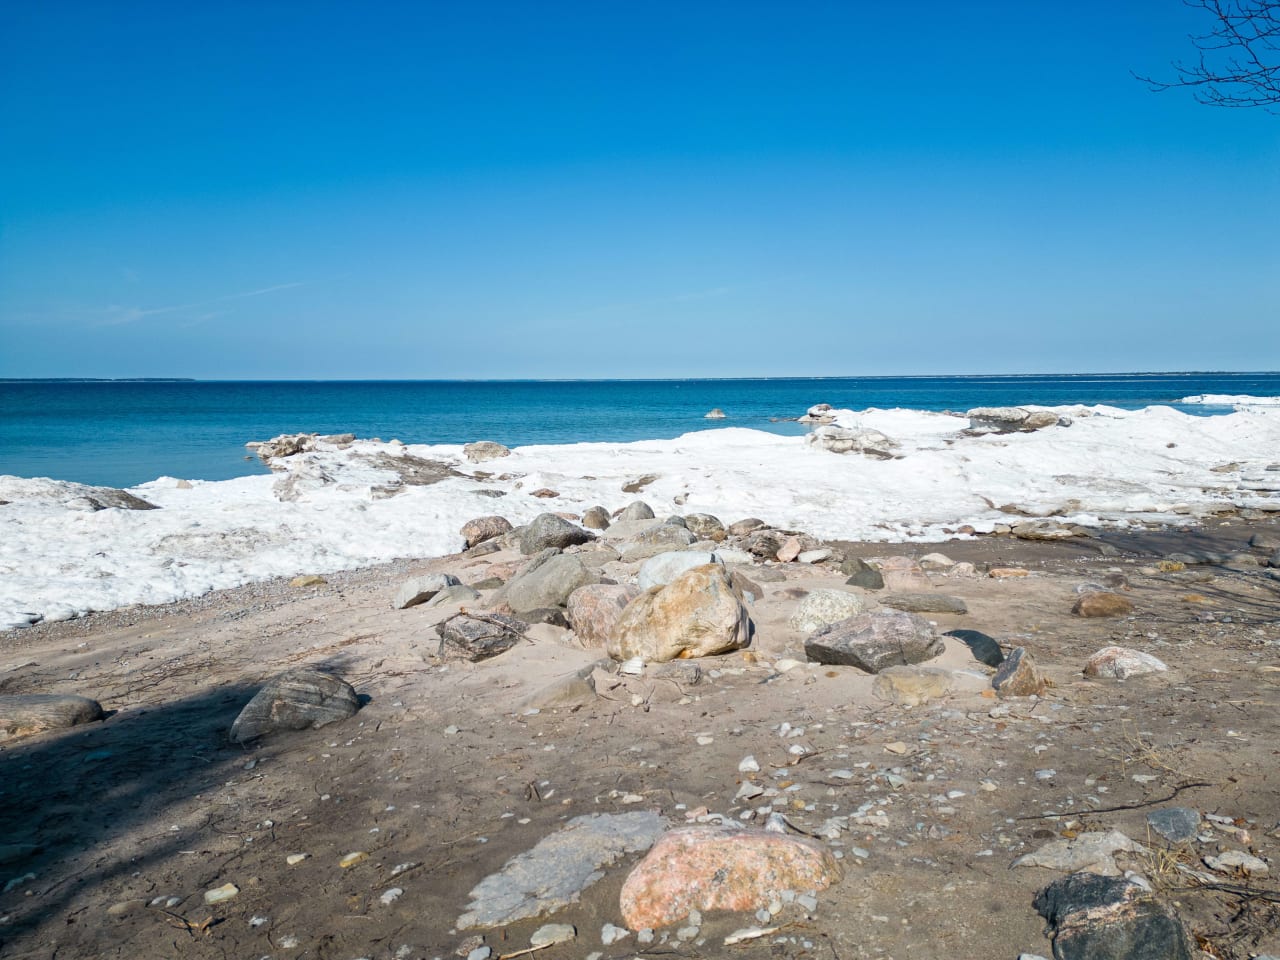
[805, 425, 896, 459]
[619, 523, 697, 562]
[581, 505, 611, 530]
[619, 501, 656, 522]
[519, 514, 595, 554]
[842, 557, 885, 590]
[967, 406, 1064, 434]
[464, 441, 511, 462]
[804, 610, 944, 673]
[436, 613, 528, 661]
[394, 573, 462, 609]
[498, 554, 595, 614]
[230, 669, 360, 743]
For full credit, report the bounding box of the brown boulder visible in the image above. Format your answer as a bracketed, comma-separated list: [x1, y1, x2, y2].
[991, 647, 1045, 697]
[607, 565, 750, 662]
[1072, 592, 1134, 618]
[460, 515, 513, 548]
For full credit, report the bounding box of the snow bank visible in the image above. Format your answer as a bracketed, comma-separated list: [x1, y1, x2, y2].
[2, 404, 1278, 630]
[1181, 394, 1280, 407]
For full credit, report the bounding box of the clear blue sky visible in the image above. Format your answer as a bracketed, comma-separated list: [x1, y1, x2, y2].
[2, 1, 1277, 379]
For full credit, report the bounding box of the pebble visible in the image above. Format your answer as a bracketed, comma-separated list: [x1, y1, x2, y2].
[380, 887, 403, 905]
[1205, 850, 1269, 876]
[1035, 769, 1056, 780]
[286, 853, 309, 865]
[530, 923, 576, 947]
[107, 899, 145, 917]
[467, 948, 491, 960]
[637, 928, 655, 944]
[738, 755, 761, 773]
[204, 883, 239, 904]
[601, 923, 630, 945]
[339, 852, 369, 868]
[696, 735, 714, 746]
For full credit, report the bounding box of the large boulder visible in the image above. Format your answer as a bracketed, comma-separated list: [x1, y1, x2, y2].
[519, 514, 595, 554]
[966, 406, 1064, 434]
[0, 694, 104, 742]
[460, 515, 513, 549]
[230, 669, 360, 743]
[991, 647, 1045, 697]
[636, 551, 721, 591]
[463, 441, 511, 462]
[619, 825, 842, 930]
[581, 506, 612, 530]
[498, 554, 595, 614]
[805, 425, 896, 458]
[787, 589, 869, 634]
[566, 584, 641, 646]
[804, 610, 943, 673]
[872, 665, 954, 706]
[607, 565, 751, 662]
[393, 573, 462, 609]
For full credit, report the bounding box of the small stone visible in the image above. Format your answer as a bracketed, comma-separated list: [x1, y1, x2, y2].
[529, 923, 576, 947]
[380, 887, 404, 905]
[601, 923, 630, 945]
[1147, 808, 1201, 843]
[738, 755, 760, 773]
[466, 947, 492, 960]
[204, 883, 239, 904]
[286, 853, 309, 865]
[1012, 830, 1135, 875]
[339, 852, 369, 869]
[289, 574, 327, 587]
[988, 567, 1028, 578]
[1205, 850, 1269, 876]
[107, 899, 146, 917]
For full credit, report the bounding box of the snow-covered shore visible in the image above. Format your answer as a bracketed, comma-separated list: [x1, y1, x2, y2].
[2, 403, 1278, 631]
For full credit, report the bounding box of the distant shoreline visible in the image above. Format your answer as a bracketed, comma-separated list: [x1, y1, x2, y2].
[0, 377, 197, 383]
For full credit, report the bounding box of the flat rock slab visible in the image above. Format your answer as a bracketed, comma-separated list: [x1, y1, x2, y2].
[1012, 830, 1137, 876]
[0, 694, 104, 742]
[1072, 592, 1134, 618]
[880, 593, 968, 614]
[804, 610, 943, 673]
[456, 811, 667, 929]
[1146, 807, 1202, 843]
[872, 665, 954, 706]
[619, 825, 842, 930]
[394, 573, 461, 609]
[229, 669, 359, 743]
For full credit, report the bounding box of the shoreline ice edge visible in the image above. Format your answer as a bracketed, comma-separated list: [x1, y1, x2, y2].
[2, 401, 1278, 631]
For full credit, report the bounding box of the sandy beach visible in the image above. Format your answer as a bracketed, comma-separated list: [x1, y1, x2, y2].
[2, 481, 1279, 958]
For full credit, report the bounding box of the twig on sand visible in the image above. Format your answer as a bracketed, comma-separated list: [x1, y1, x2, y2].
[1014, 780, 1214, 820]
[497, 943, 553, 960]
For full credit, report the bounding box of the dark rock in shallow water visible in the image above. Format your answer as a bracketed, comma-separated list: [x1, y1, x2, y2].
[230, 669, 360, 743]
[0, 694, 104, 742]
[944, 629, 1004, 667]
[1034, 872, 1193, 960]
[436, 613, 528, 661]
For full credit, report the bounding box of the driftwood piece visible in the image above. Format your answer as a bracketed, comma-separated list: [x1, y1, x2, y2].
[0, 694, 105, 742]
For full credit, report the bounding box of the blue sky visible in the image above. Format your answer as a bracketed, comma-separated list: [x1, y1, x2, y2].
[1, 1, 1277, 379]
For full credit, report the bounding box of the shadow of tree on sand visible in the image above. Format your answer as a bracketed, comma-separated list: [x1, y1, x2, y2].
[0, 666, 360, 958]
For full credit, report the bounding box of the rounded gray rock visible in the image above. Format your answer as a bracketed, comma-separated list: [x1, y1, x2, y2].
[230, 669, 360, 743]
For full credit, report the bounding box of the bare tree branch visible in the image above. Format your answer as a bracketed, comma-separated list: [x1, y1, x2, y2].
[1135, 0, 1280, 111]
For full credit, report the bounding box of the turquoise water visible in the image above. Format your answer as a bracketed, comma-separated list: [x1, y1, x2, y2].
[2, 373, 1278, 488]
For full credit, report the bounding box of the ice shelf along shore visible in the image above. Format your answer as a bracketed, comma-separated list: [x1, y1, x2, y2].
[2, 402, 1279, 630]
